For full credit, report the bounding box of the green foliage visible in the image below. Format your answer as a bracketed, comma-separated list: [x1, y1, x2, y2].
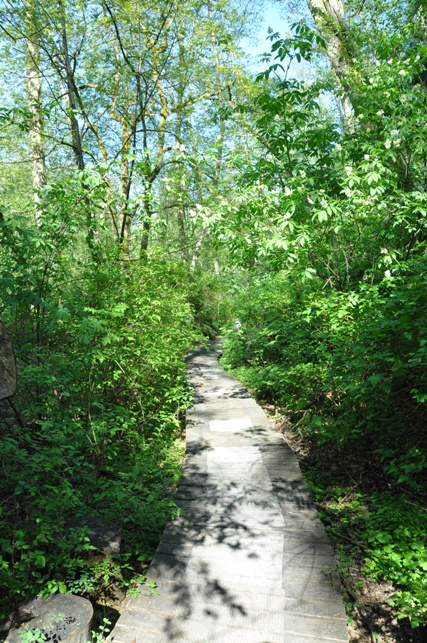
[217, 21, 427, 630]
[0, 204, 199, 618]
[308, 479, 427, 628]
[18, 626, 47, 643]
[16, 616, 112, 643]
[222, 263, 427, 479]
[186, 271, 235, 338]
[363, 496, 427, 627]
[90, 618, 111, 643]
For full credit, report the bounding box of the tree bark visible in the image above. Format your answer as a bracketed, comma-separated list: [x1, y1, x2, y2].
[190, 229, 206, 272]
[58, 0, 85, 171]
[305, 0, 355, 128]
[57, 0, 98, 250]
[140, 31, 171, 256]
[25, 0, 46, 225]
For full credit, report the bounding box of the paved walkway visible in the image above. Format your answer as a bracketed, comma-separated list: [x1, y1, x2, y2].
[110, 344, 349, 643]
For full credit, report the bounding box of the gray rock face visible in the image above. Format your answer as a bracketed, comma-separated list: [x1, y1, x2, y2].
[5, 595, 93, 643]
[0, 321, 16, 400]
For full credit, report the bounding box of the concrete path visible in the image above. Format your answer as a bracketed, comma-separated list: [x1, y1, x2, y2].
[110, 344, 349, 643]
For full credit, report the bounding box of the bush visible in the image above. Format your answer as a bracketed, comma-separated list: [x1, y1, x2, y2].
[0, 214, 199, 618]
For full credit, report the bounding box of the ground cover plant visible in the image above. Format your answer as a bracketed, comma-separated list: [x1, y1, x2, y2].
[0, 207, 199, 622]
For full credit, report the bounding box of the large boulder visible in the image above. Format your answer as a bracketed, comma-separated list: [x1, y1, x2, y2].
[5, 594, 93, 643]
[0, 321, 16, 400]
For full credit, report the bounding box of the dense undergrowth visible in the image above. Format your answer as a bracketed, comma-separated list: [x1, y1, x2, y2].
[220, 268, 427, 637]
[0, 211, 214, 623]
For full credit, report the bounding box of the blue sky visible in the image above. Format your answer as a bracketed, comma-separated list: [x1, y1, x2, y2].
[243, 1, 317, 83]
[242, 2, 335, 109]
[243, 3, 291, 70]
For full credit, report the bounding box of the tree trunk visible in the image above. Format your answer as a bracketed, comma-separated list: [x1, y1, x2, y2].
[140, 187, 153, 253]
[190, 229, 206, 272]
[57, 0, 98, 250]
[305, 0, 355, 128]
[25, 0, 46, 225]
[58, 0, 85, 170]
[119, 117, 133, 259]
[140, 31, 171, 257]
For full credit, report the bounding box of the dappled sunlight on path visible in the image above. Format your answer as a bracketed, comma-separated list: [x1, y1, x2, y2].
[110, 343, 349, 642]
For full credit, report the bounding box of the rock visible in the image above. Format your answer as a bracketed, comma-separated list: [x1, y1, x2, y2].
[71, 517, 121, 555]
[0, 321, 16, 400]
[5, 594, 93, 643]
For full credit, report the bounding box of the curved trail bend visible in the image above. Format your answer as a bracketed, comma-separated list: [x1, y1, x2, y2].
[111, 343, 349, 643]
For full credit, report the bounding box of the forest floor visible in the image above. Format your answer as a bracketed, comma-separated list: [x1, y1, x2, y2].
[262, 405, 427, 643]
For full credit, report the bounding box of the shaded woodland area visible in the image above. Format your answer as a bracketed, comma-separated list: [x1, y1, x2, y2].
[0, 0, 426, 641]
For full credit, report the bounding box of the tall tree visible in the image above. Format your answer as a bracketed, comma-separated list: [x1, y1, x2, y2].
[0, 0, 259, 263]
[24, 0, 46, 223]
[304, 0, 355, 125]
